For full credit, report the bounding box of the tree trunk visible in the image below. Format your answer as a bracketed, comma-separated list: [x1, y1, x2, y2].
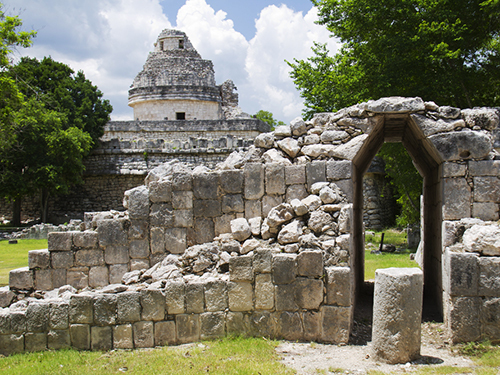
[12, 198, 21, 227]
[40, 189, 50, 223]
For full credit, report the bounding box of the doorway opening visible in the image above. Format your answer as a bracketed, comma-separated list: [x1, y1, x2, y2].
[350, 114, 443, 343]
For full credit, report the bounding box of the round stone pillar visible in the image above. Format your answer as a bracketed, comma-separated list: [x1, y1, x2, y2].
[372, 267, 423, 364]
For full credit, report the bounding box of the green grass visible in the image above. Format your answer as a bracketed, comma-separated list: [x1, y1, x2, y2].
[0, 336, 293, 375]
[364, 229, 418, 280]
[0, 239, 47, 286]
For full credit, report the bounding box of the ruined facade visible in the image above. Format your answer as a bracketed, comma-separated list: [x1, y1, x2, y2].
[2, 97, 500, 354]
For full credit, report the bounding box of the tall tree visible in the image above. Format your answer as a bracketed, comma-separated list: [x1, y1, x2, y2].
[288, 0, 500, 226]
[254, 110, 286, 130]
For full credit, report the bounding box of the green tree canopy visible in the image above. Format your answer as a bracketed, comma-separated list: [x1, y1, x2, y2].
[254, 110, 286, 130]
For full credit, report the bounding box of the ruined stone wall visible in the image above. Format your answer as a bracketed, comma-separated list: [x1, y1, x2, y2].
[130, 98, 221, 121]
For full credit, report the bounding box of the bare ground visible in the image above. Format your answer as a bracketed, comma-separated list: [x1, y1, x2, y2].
[277, 282, 475, 374]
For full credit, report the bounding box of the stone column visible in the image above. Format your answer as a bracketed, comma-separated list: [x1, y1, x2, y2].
[372, 267, 423, 364]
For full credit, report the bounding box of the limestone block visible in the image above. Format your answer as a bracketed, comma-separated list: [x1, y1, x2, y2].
[479, 257, 500, 296]
[73, 231, 98, 249]
[462, 107, 500, 130]
[253, 249, 272, 273]
[295, 278, 323, 309]
[129, 239, 149, 259]
[48, 329, 70, 350]
[174, 209, 194, 228]
[172, 190, 193, 210]
[228, 282, 253, 312]
[298, 250, 324, 277]
[150, 227, 165, 254]
[67, 269, 88, 290]
[93, 294, 117, 326]
[10, 267, 34, 290]
[75, 249, 105, 267]
[445, 251, 478, 297]
[301, 195, 322, 212]
[472, 202, 499, 221]
[104, 245, 129, 265]
[25, 332, 47, 352]
[193, 172, 219, 200]
[214, 215, 234, 237]
[109, 264, 128, 284]
[165, 280, 185, 314]
[29, 249, 50, 269]
[275, 283, 298, 311]
[117, 291, 141, 323]
[124, 185, 149, 219]
[230, 218, 251, 241]
[306, 161, 326, 191]
[141, 289, 165, 321]
[88, 267, 108, 290]
[325, 267, 352, 306]
[204, 280, 228, 312]
[278, 311, 303, 341]
[262, 195, 284, 217]
[244, 163, 265, 200]
[0, 333, 24, 356]
[69, 295, 93, 324]
[335, 179, 353, 203]
[265, 164, 286, 195]
[278, 137, 300, 158]
[10, 311, 26, 333]
[70, 324, 90, 350]
[0, 286, 15, 308]
[51, 251, 74, 269]
[463, 224, 500, 256]
[411, 113, 464, 136]
[128, 220, 148, 240]
[263, 148, 292, 165]
[249, 311, 276, 338]
[172, 172, 192, 191]
[220, 169, 244, 194]
[278, 219, 302, 244]
[176, 314, 200, 344]
[52, 269, 67, 289]
[443, 162, 467, 177]
[266, 203, 294, 228]
[366, 97, 425, 113]
[229, 256, 253, 282]
[50, 301, 69, 330]
[241, 239, 260, 254]
[321, 130, 349, 143]
[254, 132, 275, 148]
[91, 326, 112, 350]
[470, 160, 500, 177]
[255, 274, 274, 310]
[321, 305, 351, 344]
[154, 321, 176, 346]
[248, 217, 262, 236]
[338, 204, 353, 233]
[481, 297, 500, 340]
[34, 269, 53, 291]
[448, 296, 481, 343]
[130, 259, 150, 271]
[303, 311, 322, 342]
[201, 312, 225, 339]
[150, 203, 174, 227]
[285, 165, 306, 185]
[290, 117, 307, 136]
[98, 219, 128, 246]
[226, 312, 248, 334]
[193, 218, 215, 245]
[286, 184, 308, 203]
[113, 324, 133, 349]
[26, 301, 50, 332]
[133, 321, 154, 348]
[474, 177, 500, 203]
[185, 282, 205, 314]
[272, 254, 297, 284]
[149, 180, 172, 203]
[245, 199, 262, 219]
[372, 268, 423, 363]
[165, 228, 187, 254]
[429, 131, 492, 161]
[48, 232, 73, 251]
[222, 194, 244, 214]
[301, 144, 335, 159]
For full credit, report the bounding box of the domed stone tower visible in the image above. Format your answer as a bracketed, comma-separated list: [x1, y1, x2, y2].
[128, 29, 223, 121]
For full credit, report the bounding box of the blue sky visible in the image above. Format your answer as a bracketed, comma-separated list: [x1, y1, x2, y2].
[4, 0, 340, 123]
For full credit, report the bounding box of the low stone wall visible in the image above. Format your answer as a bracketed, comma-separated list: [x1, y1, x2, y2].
[1, 252, 351, 356]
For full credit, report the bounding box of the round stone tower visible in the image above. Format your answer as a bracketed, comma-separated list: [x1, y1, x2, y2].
[128, 29, 223, 121]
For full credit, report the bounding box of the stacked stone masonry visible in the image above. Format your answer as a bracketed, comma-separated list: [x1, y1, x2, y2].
[2, 96, 500, 354]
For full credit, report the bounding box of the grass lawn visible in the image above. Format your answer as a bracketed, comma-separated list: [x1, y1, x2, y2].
[364, 228, 418, 280]
[0, 239, 48, 287]
[0, 336, 293, 375]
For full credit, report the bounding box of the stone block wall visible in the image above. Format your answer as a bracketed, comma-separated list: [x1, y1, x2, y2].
[1, 253, 351, 356]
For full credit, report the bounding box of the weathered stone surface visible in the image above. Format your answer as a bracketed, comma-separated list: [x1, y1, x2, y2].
[244, 163, 265, 200]
[295, 278, 323, 309]
[443, 178, 471, 220]
[113, 324, 133, 349]
[308, 210, 334, 234]
[141, 289, 165, 321]
[185, 282, 204, 314]
[479, 257, 500, 296]
[266, 203, 294, 228]
[9, 267, 34, 290]
[274, 125, 292, 137]
[273, 254, 297, 284]
[446, 251, 478, 296]
[321, 305, 351, 344]
[290, 117, 307, 136]
[254, 249, 272, 273]
[76, 250, 105, 267]
[248, 217, 261, 236]
[165, 281, 185, 314]
[290, 198, 308, 216]
[200, 312, 225, 339]
[26, 301, 50, 332]
[69, 295, 93, 324]
[67, 269, 88, 290]
[165, 228, 187, 254]
[25, 332, 47, 352]
[48, 232, 73, 251]
[462, 107, 500, 131]
[93, 294, 117, 326]
[172, 190, 193, 209]
[474, 177, 500, 202]
[472, 202, 499, 221]
[303, 311, 322, 342]
[326, 160, 352, 181]
[29, 249, 50, 269]
[301, 195, 322, 212]
[133, 321, 154, 348]
[124, 185, 149, 219]
[47, 329, 70, 350]
[449, 296, 481, 343]
[245, 199, 262, 219]
[150, 203, 174, 226]
[429, 131, 492, 161]
[254, 132, 275, 148]
[117, 291, 141, 323]
[49, 301, 69, 330]
[105, 245, 129, 264]
[176, 314, 200, 344]
[91, 326, 112, 350]
[262, 195, 283, 217]
[301, 144, 335, 158]
[229, 256, 253, 282]
[277, 138, 300, 158]
[230, 218, 251, 241]
[70, 324, 90, 350]
[372, 268, 423, 364]
[306, 161, 326, 191]
[255, 273, 274, 310]
[411, 113, 465, 136]
[298, 250, 324, 277]
[228, 282, 253, 311]
[463, 224, 500, 256]
[51, 251, 74, 269]
[285, 165, 306, 185]
[0, 286, 15, 308]
[241, 238, 259, 254]
[73, 231, 98, 249]
[278, 219, 303, 244]
[321, 130, 349, 143]
[98, 219, 128, 246]
[204, 280, 227, 312]
[0, 333, 24, 356]
[278, 311, 303, 341]
[266, 163, 286, 195]
[330, 134, 369, 160]
[263, 148, 292, 165]
[155, 321, 176, 346]
[365, 97, 425, 113]
[149, 180, 172, 203]
[193, 172, 219, 200]
[325, 267, 351, 306]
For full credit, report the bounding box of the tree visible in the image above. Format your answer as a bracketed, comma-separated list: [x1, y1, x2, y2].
[254, 110, 286, 130]
[288, 0, 500, 225]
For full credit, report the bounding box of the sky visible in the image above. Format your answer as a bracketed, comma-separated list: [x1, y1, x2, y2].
[3, 0, 340, 123]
